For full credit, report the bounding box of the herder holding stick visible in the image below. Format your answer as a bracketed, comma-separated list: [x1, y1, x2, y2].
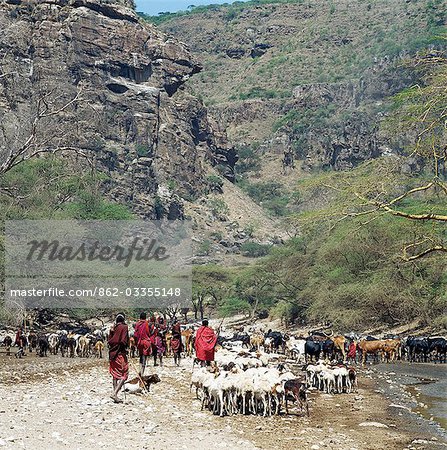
[133, 312, 152, 375]
[108, 313, 129, 403]
[194, 318, 220, 367]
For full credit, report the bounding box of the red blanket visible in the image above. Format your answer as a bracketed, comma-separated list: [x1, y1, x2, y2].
[109, 353, 128, 380]
[171, 336, 182, 353]
[195, 326, 217, 361]
[108, 323, 128, 361]
[134, 320, 152, 356]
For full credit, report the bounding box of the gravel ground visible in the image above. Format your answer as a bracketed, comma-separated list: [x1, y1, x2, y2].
[0, 352, 445, 450]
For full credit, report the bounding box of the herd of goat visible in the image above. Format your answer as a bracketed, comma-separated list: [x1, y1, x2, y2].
[191, 346, 358, 417]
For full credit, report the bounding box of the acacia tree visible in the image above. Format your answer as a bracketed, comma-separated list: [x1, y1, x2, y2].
[233, 265, 273, 319]
[353, 50, 447, 260]
[292, 47, 447, 262]
[191, 265, 231, 319]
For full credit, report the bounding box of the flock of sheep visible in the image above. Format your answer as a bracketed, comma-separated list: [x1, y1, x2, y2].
[190, 346, 358, 418]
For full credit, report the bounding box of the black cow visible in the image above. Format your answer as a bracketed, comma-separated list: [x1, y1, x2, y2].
[428, 337, 446, 363]
[406, 336, 429, 362]
[37, 335, 49, 357]
[265, 330, 285, 353]
[231, 333, 250, 348]
[67, 337, 76, 358]
[28, 332, 38, 353]
[305, 338, 323, 362]
[59, 335, 68, 357]
[3, 336, 12, 356]
[218, 333, 250, 348]
[322, 339, 335, 360]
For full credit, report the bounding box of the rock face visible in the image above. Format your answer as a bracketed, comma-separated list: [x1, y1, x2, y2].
[0, 0, 235, 218]
[210, 58, 415, 171]
[158, 0, 429, 172]
[281, 60, 415, 171]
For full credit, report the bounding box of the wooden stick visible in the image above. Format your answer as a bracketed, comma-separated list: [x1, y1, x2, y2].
[129, 360, 150, 396]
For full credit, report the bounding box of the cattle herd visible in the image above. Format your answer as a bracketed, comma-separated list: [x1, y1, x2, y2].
[0, 325, 445, 364]
[218, 330, 447, 364]
[0, 328, 107, 359]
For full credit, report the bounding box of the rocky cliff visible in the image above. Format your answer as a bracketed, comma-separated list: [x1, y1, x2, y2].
[0, 0, 236, 218]
[157, 0, 442, 172]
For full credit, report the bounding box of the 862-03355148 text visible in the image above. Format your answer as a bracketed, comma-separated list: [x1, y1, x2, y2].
[8, 287, 183, 298]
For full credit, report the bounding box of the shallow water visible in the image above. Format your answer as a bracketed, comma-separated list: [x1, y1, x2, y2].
[375, 362, 447, 435]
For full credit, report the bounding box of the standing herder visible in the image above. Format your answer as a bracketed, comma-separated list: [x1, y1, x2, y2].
[347, 340, 357, 365]
[153, 317, 166, 367]
[170, 320, 182, 366]
[108, 313, 129, 403]
[133, 312, 152, 375]
[14, 327, 22, 347]
[195, 319, 218, 367]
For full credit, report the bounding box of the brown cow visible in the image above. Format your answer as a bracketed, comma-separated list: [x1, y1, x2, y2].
[358, 340, 386, 365]
[94, 340, 104, 358]
[332, 335, 347, 361]
[250, 333, 264, 351]
[182, 329, 194, 357]
[165, 332, 172, 356]
[382, 339, 401, 362]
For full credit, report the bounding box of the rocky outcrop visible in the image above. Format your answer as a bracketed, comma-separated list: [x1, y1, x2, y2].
[0, 0, 235, 217]
[158, 0, 429, 173]
[280, 59, 415, 170]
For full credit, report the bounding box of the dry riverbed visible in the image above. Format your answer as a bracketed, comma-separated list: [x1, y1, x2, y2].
[0, 353, 445, 450]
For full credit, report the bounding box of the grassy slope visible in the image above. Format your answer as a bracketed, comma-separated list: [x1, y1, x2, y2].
[155, 0, 443, 105]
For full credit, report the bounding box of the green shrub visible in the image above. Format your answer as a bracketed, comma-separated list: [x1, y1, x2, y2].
[61, 192, 134, 220]
[210, 231, 223, 241]
[167, 180, 177, 191]
[239, 87, 281, 100]
[136, 144, 150, 157]
[236, 144, 262, 175]
[198, 239, 212, 255]
[240, 241, 271, 257]
[206, 175, 224, 193]
[243, 181, 283, 203]
[208, 198, 229, 216]
[243, 223, 256, 237]
[219, 297, 251, 317]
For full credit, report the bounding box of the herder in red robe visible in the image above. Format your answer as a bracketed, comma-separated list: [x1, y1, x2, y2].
[108, 313, 129, 403]
[347, 340, 357, 364]
[153, 317, 166, 367]
[133, 312, 152, 375]
[170, 320, 183, 366]
[195, 319, 218, 366]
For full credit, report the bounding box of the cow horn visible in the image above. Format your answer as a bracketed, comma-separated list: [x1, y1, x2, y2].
[325, 329, 333, 337]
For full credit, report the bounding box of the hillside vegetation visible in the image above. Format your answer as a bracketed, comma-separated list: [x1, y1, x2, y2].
[192, 156, 447, 332]
[153, 0, 444, 104]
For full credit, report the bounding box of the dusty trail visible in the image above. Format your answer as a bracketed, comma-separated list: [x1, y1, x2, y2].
[0, 353, 445, 450]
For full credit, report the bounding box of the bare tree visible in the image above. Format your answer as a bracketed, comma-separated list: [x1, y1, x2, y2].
[292, 48, 447, 261]
[0, 82, 89, 176]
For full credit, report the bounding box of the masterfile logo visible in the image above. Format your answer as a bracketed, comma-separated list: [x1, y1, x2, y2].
[5, 220, 192, 309]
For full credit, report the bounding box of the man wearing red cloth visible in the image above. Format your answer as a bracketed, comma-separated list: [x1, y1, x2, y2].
[195, 319, 218, 366]
[347, 340, 357, 364]
[170, 319, 183, 366]
[133, 312, 152, 375]
[108, 313, 129, 403]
